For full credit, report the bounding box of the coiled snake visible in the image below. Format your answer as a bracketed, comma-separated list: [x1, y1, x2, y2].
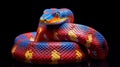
[11, 8, 109, 64]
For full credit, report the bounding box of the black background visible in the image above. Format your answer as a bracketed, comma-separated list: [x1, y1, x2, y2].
[0, 0, 119, 67]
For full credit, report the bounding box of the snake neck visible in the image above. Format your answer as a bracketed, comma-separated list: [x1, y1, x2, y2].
[34, 8, 74, 42]
[34, 24, 46, 42]
[34, 23, 61, 42]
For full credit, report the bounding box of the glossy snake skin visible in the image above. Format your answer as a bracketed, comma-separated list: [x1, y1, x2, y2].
[11, 8, 109, 64]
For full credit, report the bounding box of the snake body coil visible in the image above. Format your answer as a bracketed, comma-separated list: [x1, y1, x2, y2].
[11, 8, 109, 64]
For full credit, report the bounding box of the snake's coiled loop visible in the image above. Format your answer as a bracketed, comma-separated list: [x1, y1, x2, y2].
[11, 8, 109, 64]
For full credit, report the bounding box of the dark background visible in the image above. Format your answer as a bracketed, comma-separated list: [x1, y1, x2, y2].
[0, 0, 119, 67]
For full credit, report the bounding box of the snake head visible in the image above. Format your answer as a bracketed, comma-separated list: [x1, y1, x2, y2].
[39, 8, 74, 25]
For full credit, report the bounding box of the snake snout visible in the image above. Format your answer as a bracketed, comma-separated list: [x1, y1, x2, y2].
[39, 19, 48, 24]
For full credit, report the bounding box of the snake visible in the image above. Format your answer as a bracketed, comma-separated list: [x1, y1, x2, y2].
[11, 8, 109, 64]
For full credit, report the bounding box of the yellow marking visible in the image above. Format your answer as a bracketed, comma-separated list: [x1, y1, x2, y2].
[49, 17, 60, 23]
[60, 18, 67, 22]
[54, 32, 59, 40]
[30, 37, 34, 41]
[51, 50, 60, 64]
[34, 27, 43, 42]
[11, 46, 17, 56]
[85, 34, 92, 48]
[48, 18, 67, 24]
[68, 30, 77, 41]
[38, 27, 42, 33]
[75, 50, 82, 62]
[25, 50, 33, 63]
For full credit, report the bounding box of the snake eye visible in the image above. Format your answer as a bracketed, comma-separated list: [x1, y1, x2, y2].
[55, 12, 60, 17]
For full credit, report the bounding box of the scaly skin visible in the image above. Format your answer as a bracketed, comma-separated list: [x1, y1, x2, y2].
[11, 8, 109, 64]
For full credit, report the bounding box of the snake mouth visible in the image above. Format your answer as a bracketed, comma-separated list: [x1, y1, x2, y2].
[40, 18, 68, 25]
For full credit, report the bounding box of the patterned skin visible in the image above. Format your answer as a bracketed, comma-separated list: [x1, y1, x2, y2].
[11, 8, 109, 64]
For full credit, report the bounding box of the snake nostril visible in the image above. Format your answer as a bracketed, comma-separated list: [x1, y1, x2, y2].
[40, 19, 47, 23]
[43, 19, 48, 23]
[44, 19, 47, 21]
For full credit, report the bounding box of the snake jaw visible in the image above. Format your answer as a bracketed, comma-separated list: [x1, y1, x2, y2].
[40, 17, 68, 25]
